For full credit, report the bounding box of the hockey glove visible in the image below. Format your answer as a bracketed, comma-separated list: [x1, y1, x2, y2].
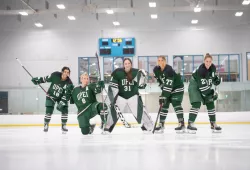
[97, 81, 105, 88]
[159, 96, 168, 105]
[204, 94, 214, 104]
[213, 76, 221, 86]
[57, 100, 67, 112]
[31, 77, 42, 85]
[213, 91, 218, 101]
[138, 84, 147, 89]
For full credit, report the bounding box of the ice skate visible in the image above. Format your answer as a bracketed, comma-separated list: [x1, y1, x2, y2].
[210, 122, 222, 133]
[175, 121, 185, 133]
[62, 124, 68, 134]
[187, 122, 197, 134]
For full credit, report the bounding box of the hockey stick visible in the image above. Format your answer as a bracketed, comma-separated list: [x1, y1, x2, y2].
[95, 52, 107, 130]
[152, 104, 163, 134]
[16, 58, 56, 103]
[114, 104, 131, 128]
[215, 57, 226, 112]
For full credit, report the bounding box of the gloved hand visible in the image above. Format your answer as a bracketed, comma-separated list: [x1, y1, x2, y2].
[213, 91, 218, 101]
[204, 94, 214, 104]
[204, 90, 218, 103]
[31, 77, 42, 85]
[159, 83, 163, 90]
[97, 81, 105, 88]
[57, 100, 67, 112]
[138, 84, 147, 89]
[159, 96, 168, 105]
[213, 76, 221, 86]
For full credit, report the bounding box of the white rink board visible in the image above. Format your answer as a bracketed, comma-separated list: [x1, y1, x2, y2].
[0, 112, 250, 126]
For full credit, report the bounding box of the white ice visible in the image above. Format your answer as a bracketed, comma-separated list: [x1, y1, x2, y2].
[0, 125, 250, 170]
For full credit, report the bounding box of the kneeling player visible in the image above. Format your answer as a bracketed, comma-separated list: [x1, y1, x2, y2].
[106, 58, 154, 133]
[70, 73, 108, 135]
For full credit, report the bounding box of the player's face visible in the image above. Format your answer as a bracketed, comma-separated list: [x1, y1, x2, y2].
[124, 60, 132, 72]
[204, 57, 212, 69]
[61, 69, 70, 80]
[81, 75, 89, 86]
[158, 57, 166, 69]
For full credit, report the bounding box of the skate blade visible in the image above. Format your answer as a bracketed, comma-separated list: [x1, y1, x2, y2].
[154, 130, 164, 134]
[101, 131, 110, 135]
[212, 130, 222, 133]
[143, 130, 153, 134]
[176, 130, 186, 134]
[187, 129, 196, 134]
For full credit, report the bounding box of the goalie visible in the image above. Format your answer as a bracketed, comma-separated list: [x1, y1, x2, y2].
[105, 58, 154, 133]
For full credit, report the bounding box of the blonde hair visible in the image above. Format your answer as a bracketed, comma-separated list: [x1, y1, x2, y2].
[80, 72, 89, 78]
[157, 55, 167, 66]
[204, 53, 213, 61]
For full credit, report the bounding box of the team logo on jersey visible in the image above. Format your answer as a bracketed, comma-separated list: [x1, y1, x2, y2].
[77, 91, 89, 101]
[121, 79, 134, 85]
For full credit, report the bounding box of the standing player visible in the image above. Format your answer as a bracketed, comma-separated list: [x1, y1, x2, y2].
[31, 67, 73, 133]
[187, 53, 221, 133]
[106, 58, 153, 132]
[153, 56, 185, 133]
[70, 73, 108, 135]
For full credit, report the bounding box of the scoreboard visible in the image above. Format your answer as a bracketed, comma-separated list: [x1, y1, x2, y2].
[99, 38, 135, 57]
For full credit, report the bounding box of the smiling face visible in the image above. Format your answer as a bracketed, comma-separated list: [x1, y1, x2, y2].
[204, 57, 212, 69]
[80, 73, 89, 87]
[61, 69, 70, 81]
[157, 56, 166, 70]
[123, 59, 132, 73]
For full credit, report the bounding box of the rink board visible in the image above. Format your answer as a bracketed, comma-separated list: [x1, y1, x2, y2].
[0, 112, 250, 127]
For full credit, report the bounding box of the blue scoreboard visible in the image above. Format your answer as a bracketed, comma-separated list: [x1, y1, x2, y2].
[99, 38, 135, 57]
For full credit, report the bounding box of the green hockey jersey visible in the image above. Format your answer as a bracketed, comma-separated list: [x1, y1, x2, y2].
[70, 83, 102, 115]
[153, 65, 184, 97]
[38, 72, 73, 101]
[109, 68, 141, 99]
[192, 63, 217, 97]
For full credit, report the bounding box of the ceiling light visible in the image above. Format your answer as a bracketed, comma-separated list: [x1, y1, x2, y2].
[106, 9, 114, 14]
[34, 23, 43, 28]
[242, 0, 250, 5]
[68, 16, 76, 20]
[151, 14, 158, 19]
[149, 2, 156, 7]
[19, 12, 28, 16]
[191, 20, 198, 24]
[57, 4, 65, 9]
[113, 21, 120, 26]
[194, 7, 201, 12]
[235, 12, 243, 16]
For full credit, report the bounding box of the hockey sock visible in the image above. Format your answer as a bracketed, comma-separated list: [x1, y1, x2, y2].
[45, 106, 54, 124]
[172, 101, 184, 121]
[206, 102, 216, 122]
[159, 107, 168, 122]
[61, 113, 68, 124]
[188, 102, 201, 122]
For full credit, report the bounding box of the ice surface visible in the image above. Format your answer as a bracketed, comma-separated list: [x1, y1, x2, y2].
[0, 125, 250, 170]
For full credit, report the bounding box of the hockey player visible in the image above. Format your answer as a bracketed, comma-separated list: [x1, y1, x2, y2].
[31, 67, 73, 133]
[106, 58, 153, 132]
[153, 56, 185, 133]
[70, 73, 108, 135]
[187, 53, 221, 133]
